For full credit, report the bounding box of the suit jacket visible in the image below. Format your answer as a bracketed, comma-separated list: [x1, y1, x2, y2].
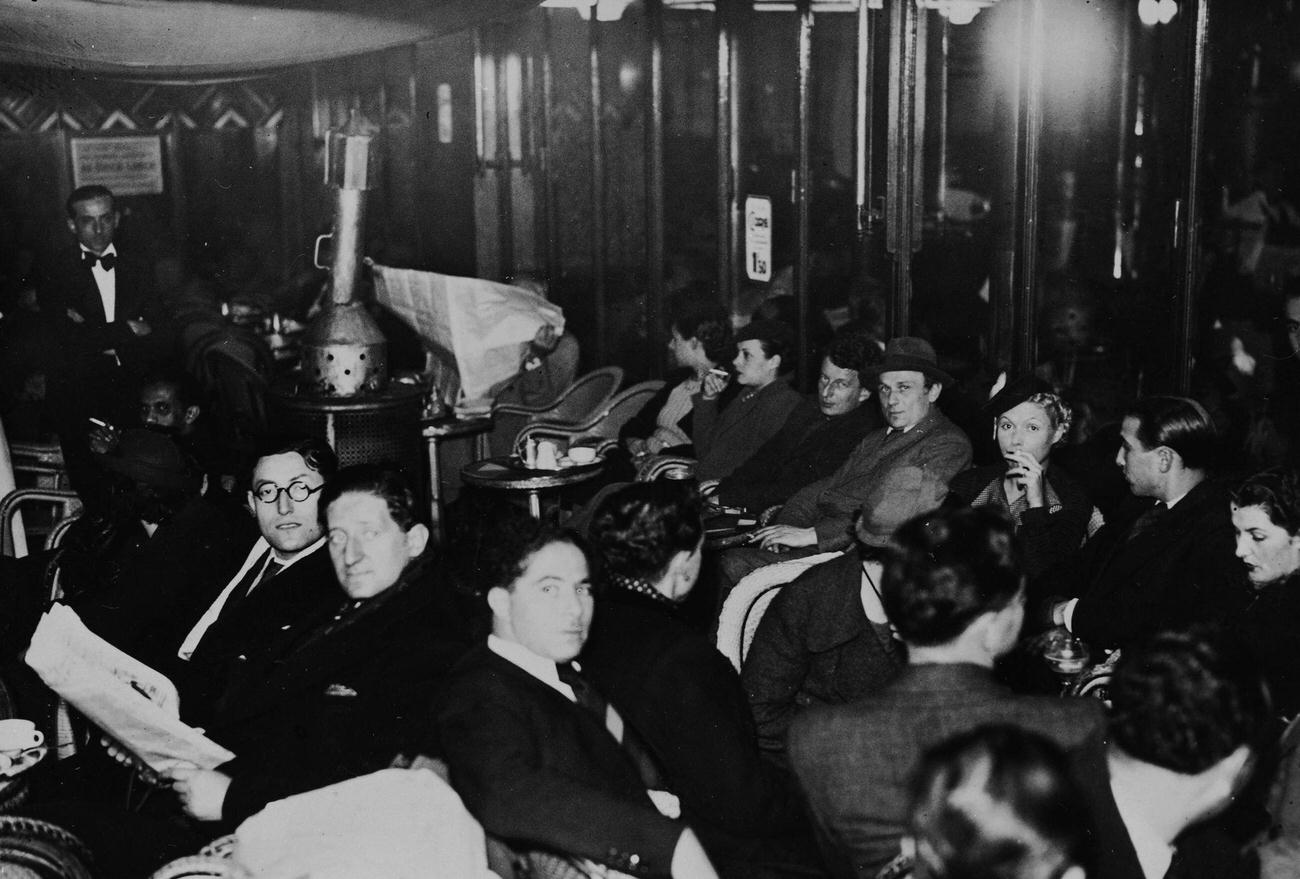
[947, 460, 1091, 580]
[693, 379, 805, 481]
[1041, 478, 1249, 651]
[741, 553, 904, 763]
[170, 540, 341, 730]
[35, 243, 169, 374]
[69, 496, 256, 671]
[209, 562, 469, 825]
[434, 644, 684, 878]
[717, 401, 879, 514]
[777, 409, 973, 551]
[787, 663, 1104, 878]
[1071, 735, 1258, 879]
[581, 586, 804, 870]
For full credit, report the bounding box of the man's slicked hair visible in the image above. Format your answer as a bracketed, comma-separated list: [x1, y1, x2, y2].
[882, 506, 1023, 646]
[1124, 395, 1219, 471]
[826, 328, 883, 378]
[66, 184, 115, 218]
[1109, 627, 1271, 774]
[140, 366, 204, 410]
[319, 463, 423, 532]
[590, 481, 703, 583]
[253, 434, 339, 481]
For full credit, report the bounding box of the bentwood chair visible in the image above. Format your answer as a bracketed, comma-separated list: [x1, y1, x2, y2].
[489, 366, 623, 457]
[0, 817, 94, 878]
[0, 489, 81, 558]
[513, 381, 665, 459]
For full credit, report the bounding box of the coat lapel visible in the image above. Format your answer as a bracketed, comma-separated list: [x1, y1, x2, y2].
[220, 581, 430, 724]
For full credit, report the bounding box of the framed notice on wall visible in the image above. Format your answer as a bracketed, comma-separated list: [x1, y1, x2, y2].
[70, 135, 164, 196]
[745, 196, 772, 282]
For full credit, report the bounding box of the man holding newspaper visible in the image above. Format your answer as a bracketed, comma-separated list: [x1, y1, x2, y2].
[26, 460, 470, 875]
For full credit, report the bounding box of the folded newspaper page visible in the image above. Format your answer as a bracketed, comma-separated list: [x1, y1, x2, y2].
[374, 266, 565, 401]
[25, 603, 235, 772]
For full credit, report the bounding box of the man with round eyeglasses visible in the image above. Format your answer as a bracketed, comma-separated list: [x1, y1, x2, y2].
[171, 435, 341, 728]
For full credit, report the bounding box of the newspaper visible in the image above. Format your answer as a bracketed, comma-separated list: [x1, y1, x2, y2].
[373, 266, 565, 401]
[25, 603, 235, 772]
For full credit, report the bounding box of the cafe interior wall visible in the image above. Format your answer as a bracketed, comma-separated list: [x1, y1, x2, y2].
[0, 38, 493, 335]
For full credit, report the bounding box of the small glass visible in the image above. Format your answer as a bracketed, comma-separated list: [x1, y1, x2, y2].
[1042, 628, 1091, 676]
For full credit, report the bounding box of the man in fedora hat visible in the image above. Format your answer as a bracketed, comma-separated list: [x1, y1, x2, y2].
[718, 337, 972, 593]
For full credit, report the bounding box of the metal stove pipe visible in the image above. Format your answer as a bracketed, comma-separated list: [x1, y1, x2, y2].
[301, 123, 388, 396]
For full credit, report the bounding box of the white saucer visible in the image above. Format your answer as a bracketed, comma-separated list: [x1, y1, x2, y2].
[0, 746, 47, 779]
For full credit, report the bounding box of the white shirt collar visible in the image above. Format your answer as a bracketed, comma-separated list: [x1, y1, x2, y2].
[79, 243, 117, 259]
[176, 536, 326, 660]
[487, 635, 576, 702]
[1163, 490, 1188, 511]
[1108, 757, 1176, 879]
[859, 561, 889, 624]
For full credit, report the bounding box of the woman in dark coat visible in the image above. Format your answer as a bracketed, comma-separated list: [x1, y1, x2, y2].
[947, 376, 1091, 582]
[620, 293, 736, 460]
[1230, 466, 1300, 724]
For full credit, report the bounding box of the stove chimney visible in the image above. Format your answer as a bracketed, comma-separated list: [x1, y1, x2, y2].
[301, 116, 387, 396]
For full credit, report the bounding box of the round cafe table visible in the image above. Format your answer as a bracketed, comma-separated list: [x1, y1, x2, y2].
[461, 456, 606, 519]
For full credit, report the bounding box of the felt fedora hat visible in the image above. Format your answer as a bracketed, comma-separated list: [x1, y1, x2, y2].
[869, 336, 953, 386]
[97, 428, 196, 491]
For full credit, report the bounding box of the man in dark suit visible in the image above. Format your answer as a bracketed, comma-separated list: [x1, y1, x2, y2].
[717, 336, 972, 594]
[787, 506, 1104, 879]
[33, 465, 468, 877]
[169, 435, 342, 728]
[1040, 396, 1248, 651]
[581, 482, 811, 877]
[435, 512, 719, 879]
[1073, 628, 1268, 879]
[37, 184, 170, 502]
[162, 464, 468, 828]
[703, 328, 883, 515]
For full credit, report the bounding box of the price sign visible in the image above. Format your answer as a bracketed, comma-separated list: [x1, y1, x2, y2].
[745, 195, 772, 282]
[70, 136, 164, 196]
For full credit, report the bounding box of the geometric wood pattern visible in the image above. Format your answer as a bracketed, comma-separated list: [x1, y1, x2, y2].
[0, 67, 285, 133]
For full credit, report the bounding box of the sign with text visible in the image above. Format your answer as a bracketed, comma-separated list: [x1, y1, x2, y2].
[70, 136, 164, 196]
[744, 195, 772, 282]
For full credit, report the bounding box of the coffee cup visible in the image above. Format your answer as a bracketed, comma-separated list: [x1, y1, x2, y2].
[567, 446, 597, 465]
[0, 719, 43, 756]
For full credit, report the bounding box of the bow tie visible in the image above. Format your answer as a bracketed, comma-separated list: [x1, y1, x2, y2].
[82, 251, 116, 271]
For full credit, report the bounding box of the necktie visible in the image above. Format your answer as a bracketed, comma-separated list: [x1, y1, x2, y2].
[82, 251, 116, 271]
[1127, 501, 1167, 542]
[557, 662, 608, 719]
[215, 553, 283, 626]
[557, 663, 665, 790]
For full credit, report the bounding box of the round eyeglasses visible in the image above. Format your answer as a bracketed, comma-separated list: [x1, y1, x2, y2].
[254, 481, 324, 505]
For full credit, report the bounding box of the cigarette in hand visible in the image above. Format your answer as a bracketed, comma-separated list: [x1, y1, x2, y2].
[709, 368, 729, 378]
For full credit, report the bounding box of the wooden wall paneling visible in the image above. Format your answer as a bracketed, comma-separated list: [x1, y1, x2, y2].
[415, 34, 478, 276]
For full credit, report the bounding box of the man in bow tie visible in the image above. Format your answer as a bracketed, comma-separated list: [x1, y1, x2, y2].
[37, 184, 171, 505]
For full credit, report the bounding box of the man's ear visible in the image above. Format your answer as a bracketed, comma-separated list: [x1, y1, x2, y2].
[66, 217, 77, 235]
[664, 547, 700, 599]
[927, 382, 943, 402]
[486, 586, 510, 624]
[182, 405, 200, 426]
[405, 523, 430, 560]
[1157, 446, 1175, 472]
[246, 491, 257, 517]
[857, 385, 871, 403]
